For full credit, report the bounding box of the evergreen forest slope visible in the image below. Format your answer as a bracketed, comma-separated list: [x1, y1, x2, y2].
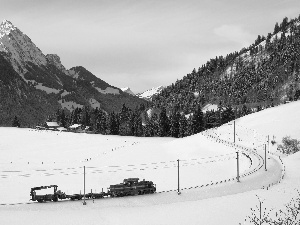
[152, 15, 300, 114]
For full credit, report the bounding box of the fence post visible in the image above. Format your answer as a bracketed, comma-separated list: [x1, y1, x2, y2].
[177, 159, 181, 195]
[83, 166, 86, 205]
[236, 151, 240, 182]
[264, 144, 267, 171]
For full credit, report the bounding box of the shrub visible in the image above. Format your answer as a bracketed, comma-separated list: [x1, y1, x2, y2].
[245, 191, 300, 224]
[278, 136, 300, 155]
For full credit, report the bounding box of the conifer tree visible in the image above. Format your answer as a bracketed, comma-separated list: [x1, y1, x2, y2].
[221, 105, 235, 124]
[12, 116, 20, 127]
[274, 22, 280, 34]
[179, 114, 188, 138]
[191, 106, 204, 134]
[133, 113, 143, 137]
[170, 111, 180, 138]
[108, 112, 119, 135]
[158, 108, 169, 137]
[60, 109, 66, 127]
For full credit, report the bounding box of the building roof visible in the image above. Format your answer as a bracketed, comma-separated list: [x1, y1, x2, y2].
[46, 122, 60, 127]
[57, 127, 68, 131]
[69, 124, 81, 129]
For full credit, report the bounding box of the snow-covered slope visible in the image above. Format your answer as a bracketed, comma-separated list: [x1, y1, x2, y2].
[1, 101, 300, 224]
[137, 86, 164, 100]
[121, 87, 135, 95]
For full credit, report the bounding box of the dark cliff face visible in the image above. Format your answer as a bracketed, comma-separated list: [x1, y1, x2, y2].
[0, 53, 61, 126]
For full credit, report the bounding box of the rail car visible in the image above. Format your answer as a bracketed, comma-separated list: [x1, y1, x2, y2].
[108, 178, 156, 197]
[30, 178, 156, 203]
[30, 185, 68, 202]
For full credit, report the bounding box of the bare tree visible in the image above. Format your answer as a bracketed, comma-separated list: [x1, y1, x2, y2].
[245, 191, 300, 225]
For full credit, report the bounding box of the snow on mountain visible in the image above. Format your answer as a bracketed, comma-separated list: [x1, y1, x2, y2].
[202, 103, 218, 113]
[221, 22, 297, 81]
[121, 87, 135, 95]
[137, 86, 164, 100]
[94, 86, 120, 95]
[58, 100, 84, 111]
[0, 19, 47, 75]
[34, 83, 61, 94]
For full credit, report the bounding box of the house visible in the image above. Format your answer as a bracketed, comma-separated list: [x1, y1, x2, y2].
[45, 122, 60, 131]
[57, 127, 68, 132]
[68, 124, 83, 132]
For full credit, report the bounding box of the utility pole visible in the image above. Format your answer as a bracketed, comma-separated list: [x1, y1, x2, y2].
[234, 120, 236, 143]
[83, 166, 86, 205]
[264, 144, 267, 171]
[236, 151, 240, 182]
[267, 135, 269, 153]
[177, 159, 181, 195]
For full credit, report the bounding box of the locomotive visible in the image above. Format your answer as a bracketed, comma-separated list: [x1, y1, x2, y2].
[108, 178, 156, 197]
[30, 178, 156, 202]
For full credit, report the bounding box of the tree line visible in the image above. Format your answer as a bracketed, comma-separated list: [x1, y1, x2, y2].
[42, 102, 271, 138]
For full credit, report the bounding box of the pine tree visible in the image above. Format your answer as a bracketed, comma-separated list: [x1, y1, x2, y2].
[158, 108, 169, 137]
[221, 105, 235, 124]
[191, 106, 204, 134]
[81, 106, 91, 127]
[179, 114, 188, 138]
[108, 112, 119, 135]
[170, 111, 180, 138]
[60, 109, 66, 127]
[133, 113, 143, 137]
[95, 110, 107, 134]
[12, 116, 20, 127]
[274, 22, 280, 34]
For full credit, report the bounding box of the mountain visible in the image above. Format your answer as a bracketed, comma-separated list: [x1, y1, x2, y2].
[137, 86, 165, 100]
[152, 15, 300, 114]
[0, 19, 146, 126]
[121, 87, 135, 95]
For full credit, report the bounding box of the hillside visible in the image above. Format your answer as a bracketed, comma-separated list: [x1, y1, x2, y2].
[0, 98, 299, 225]
[0, 20, 146, 126]
[152, 15, 300, 114]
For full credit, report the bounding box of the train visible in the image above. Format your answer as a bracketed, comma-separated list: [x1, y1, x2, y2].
[30, 178, 156, 203]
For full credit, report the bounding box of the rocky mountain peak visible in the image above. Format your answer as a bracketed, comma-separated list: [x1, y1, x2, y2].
[46, 54, 66, 71]
[121, 87, 135, 95]
[0, 20, 16, 37]
[0, 19, 47, 74]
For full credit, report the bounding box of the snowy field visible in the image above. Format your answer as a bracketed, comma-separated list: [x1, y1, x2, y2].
[0, 101, 300, 225]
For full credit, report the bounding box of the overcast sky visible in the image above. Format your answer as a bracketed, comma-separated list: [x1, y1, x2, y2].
[1, 0, 300, 93]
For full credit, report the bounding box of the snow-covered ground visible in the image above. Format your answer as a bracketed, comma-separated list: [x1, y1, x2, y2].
[202, 103, 219, 112]
[136, 86, 164, 99]
[0, 101, 300, 225]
